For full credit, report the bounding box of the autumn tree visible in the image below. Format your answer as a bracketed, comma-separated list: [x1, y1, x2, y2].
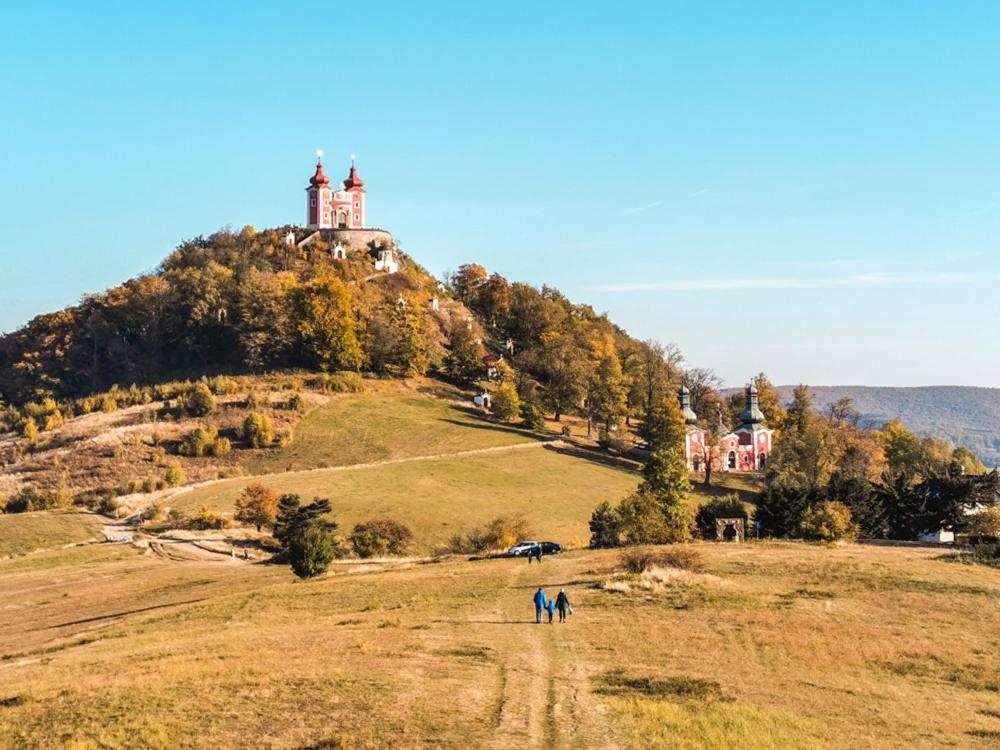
[234, 483, 280, 531]
[292, 268, 363, 371]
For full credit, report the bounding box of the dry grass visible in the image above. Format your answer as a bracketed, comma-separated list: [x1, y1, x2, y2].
[0, 510, 101, 557]
[0, 539, 998, 748]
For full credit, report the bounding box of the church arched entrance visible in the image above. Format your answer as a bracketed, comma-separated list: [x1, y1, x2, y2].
[727, 451, 737, 470]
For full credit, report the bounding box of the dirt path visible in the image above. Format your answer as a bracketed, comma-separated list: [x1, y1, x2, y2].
[485, 557, 618, 750]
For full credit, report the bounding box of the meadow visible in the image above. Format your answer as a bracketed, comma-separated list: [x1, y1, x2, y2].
[1, 539, 998, 749]
[0, 510, 100, 558]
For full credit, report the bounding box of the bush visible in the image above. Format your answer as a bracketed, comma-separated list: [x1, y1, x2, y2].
[22, 417, 39, 446]
[619, 546, 704, 574]
[520, 402, 545, 430]
[97, 493, 120, 516]
[618, 490, 692, 545]
[695, 494, 751, 540]
[210, 436, 232, 457]
[206, 375, 238, 395]
[179, 427, 219, 457]
[289, 524, 336, 578]
[350, 518, 413, 558]
[189, 505, 228, 530]
[455, 515, 533, 553]
[798, 501, 859, 542]
[287, 393, 306, 413]
[311, 371, 364, 394]
[179, 383, 216, 417]
[964, 505, 1000, 539]
[243, 413, 276, 448]
[164, 464, 186, 487]
[4, 487, 68, 513]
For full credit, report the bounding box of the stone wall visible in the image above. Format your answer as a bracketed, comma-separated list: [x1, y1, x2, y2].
[313, 228, 394, 250]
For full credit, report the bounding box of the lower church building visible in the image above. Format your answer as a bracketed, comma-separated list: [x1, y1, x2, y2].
[681, 384, 773, 473]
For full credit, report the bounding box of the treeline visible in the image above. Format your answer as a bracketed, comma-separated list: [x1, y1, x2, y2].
[757, 384, 997, 541]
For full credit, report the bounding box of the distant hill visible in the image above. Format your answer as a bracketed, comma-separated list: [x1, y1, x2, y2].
[774, 385, 1000, 467]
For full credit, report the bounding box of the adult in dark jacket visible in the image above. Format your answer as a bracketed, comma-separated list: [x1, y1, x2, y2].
[533, 587, 547, 624]
[556, 589, 570, 622]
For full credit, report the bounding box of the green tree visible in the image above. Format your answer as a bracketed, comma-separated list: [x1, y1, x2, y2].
[289, 524, 336, 578]
[586, 336, 628, 436]
[444, 322, 484, 384]
[588, 501, 622, 548]
[798, 501, 859, 542]
[243, 413, 275, 448]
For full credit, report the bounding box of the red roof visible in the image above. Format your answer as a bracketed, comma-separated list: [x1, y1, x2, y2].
[309, 160, 330, 188]
[344, 164, 364, 190]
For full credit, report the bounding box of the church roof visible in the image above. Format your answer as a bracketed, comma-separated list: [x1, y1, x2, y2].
[678, 385, 698, 425]
[308, 160, 330, 188]
[344, 164, 365, 190]
[737, 384, 766, 429]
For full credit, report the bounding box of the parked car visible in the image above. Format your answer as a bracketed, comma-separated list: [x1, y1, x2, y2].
[538, 541, 562, 555]
[507, 541, 539, 557]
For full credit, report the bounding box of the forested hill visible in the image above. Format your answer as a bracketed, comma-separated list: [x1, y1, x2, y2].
[775, 385, 1000, 467]
[0, 226, 677, 429]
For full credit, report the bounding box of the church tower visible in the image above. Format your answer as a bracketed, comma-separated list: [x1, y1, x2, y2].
[306, 152, 333, 228]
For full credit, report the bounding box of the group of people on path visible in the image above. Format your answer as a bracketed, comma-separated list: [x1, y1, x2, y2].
[533, 587, 571, 623]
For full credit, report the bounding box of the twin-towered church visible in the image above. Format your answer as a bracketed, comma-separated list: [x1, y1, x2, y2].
[680, 384, 774, 474]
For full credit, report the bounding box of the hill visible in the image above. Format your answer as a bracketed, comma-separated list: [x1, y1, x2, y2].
[773, 385, 1000, 467]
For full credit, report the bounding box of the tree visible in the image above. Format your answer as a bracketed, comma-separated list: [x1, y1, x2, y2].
[449, 263, 488, 305]
[588, 501, 622, 548]
[586, 336, 628, 437]
[695, 494, 750, 540]
[273, 495, 336, 548]
[234, 483, 280, 531]
[639, 447, 692, 507]
[444, 322, 483, 384]
[164, 463, 186, 487]
[292, 268, 363, 371]
[798, 501, 859, 542]
[617, 489, 690, 545]
[536, 329, 587, 421]
[21, 417, 39, 447]
[492, 381, 521, 422]
[289, 524, 336, 578]
[952, 447, 987, 476]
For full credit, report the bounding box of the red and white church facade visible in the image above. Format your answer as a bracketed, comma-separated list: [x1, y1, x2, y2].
[306, 152, 366, 229]
[681, 384, 773, 473]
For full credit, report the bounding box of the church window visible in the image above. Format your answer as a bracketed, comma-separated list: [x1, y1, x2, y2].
[727, 451, 737, 469]
[311, 198, 316, 207]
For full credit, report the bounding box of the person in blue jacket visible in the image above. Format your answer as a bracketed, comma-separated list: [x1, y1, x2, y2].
[533, 587, 547, 623]
[546, 597, 557, 624]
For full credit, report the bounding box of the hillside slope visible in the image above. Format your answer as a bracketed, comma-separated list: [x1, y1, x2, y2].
[775, 385, 1000, 467]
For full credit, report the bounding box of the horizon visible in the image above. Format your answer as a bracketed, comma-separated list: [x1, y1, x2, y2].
[3, 2, 1000, 388]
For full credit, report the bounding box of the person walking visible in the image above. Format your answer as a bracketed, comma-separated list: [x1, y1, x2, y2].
[533, 587, 547, 624]
[534, 545, 542, 565]
[546, 597, 557, 624]
[556, 588, 571, 623]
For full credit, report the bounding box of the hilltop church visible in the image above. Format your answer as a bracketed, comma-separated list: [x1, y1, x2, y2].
[680, 384, 774, 473]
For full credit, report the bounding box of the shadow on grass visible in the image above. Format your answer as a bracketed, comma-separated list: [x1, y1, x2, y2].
[543, 443, 641, 474]
[692, 479, 760, 504]
[438, 417, 549, 442]
[40, 597, 207, 630]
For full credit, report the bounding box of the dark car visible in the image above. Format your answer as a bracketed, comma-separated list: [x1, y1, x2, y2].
[538, 541, 561, 555]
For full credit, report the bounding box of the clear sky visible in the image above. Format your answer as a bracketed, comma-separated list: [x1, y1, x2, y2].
[2, 2, 999, 387]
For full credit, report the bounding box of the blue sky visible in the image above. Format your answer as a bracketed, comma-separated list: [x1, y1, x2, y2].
[2, 2, 999, 387]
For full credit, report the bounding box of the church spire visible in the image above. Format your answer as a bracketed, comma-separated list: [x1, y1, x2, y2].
[738, 383, 766, 428]
[679, 386, 698, 426]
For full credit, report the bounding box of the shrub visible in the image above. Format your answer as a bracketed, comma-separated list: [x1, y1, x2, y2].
[179, 383, 216, 417]
[619, 546, 705, 574]
[99, 393, 118, 413]
[456, 515, 533, 553]
[206, 375, 238, 395]
[189, 505, 228, 530]
[287, 393, 306, 413]
[243, 413, 276, 448]
[350, 518, 413, 558]
[22, 417, 39, 446]
[164, 464, 186, 487]
[234, 484, 280, 531]
[798, 500, 859, 542]
[312, 371, 364, 394]
[964, 505, 1000, 539]
[695, 494, 751, 540]
[210, 436, 232, 457]
[618, 490, 692, 545]
[141, 477, 158, 493]
[97, 493, 120, 516]
[179, 427, 219, 457]
[4, 487, 67, 513]
[289, 524, 336, 578]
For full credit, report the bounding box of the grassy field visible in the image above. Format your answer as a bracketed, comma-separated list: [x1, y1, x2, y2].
[0, 511, 101, 558]
[248, 380, 540, 474]
[180, 445, 640, 551]
[1, 539, 998, 749]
